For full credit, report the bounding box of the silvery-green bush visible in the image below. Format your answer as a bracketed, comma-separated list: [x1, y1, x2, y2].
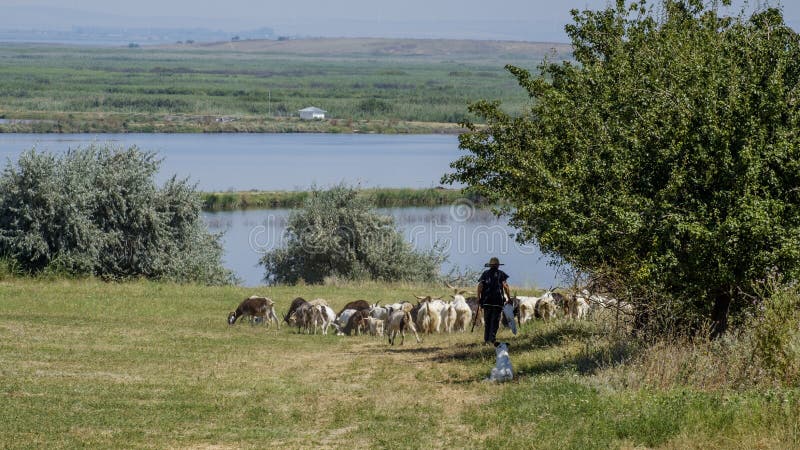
[260, 184, 444, 284]
[0, 145, 233, 284]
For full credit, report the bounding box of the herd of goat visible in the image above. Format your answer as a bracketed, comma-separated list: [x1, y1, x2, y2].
[227, 285, 633, 345]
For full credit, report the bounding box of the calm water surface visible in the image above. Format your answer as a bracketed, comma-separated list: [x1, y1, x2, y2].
[204, 207, 562, 288]
[0, 133, 563, 287]
[0, 133, 459, 190]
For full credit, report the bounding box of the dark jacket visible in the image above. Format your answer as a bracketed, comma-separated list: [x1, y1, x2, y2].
[478, 268, 508, 307]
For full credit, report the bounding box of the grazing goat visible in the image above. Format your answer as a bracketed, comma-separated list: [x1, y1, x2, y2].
[320, 305, 337, 335]
[386, 308, 421, 345]
[450, 294, 473, 332]
[416, 300, 446, 334]
[286, 300, 324, 334]
[342, 309, 371, 336]
[465, 296, 484, 329]
[228, 296, 279, 328]
[369, 304, 389, 321]
[304, 304, 326, 334]
[550, 292, 567, 311]
[309, 298, 329, 307]
[337, 300, 370, 316]
[441, 301, 457, 333]
[365, 317, 385, 336]
[284, 297, 309, 326]
[292, 301, 316, 334]
[516, 296, 540, 324]
[565, 295, 590, 320]
[536, 293, 557, 321]
[414, 295, 445, 333]
[335, 308, 357, 335]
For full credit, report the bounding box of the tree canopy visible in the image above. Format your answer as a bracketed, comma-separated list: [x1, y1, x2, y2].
[443, 0, 800, 335]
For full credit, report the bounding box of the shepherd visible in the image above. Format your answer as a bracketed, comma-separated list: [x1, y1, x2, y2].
[476, 257, 512, 344]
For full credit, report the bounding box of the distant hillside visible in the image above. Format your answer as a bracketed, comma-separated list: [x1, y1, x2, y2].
[167, 37, 572, 62]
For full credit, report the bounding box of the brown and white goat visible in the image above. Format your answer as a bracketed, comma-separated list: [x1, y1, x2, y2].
[228, 296, 279, 328]
[342, 309, 371, 336]
[283, 297, 309, 326]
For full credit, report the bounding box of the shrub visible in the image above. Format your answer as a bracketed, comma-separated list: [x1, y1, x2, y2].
[753, 285, 800, 385]
[0, 145, 233, 284]
[259, 184, 444, 284]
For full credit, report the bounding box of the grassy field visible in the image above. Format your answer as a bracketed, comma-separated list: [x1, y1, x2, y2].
[2, 277, 799, 448]
[0, 38, 568, 133]
[200, 187, 484, 210]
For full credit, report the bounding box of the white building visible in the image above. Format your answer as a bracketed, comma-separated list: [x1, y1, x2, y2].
[298, 106, 327, 120]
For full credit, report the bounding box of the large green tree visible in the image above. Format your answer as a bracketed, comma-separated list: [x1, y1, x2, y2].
[443, 0, 800, 336]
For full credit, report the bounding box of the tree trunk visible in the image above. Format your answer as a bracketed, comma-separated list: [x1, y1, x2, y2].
[710, 290, 731, 340]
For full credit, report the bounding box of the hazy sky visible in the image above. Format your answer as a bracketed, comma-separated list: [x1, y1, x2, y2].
[3, 0, 798, 42]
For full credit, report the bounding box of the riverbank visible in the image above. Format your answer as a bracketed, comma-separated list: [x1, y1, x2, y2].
[200, 187, 484, 210]
[0, 113, 468, 134]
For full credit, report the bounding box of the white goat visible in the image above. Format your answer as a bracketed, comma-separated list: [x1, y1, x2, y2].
[450, 294, 473, 332]
[516, 296, 539, 324]
[386, 308, 421, 345]
[365, 317, 385, 336]
[441, 301, 457, 333]
[320, 305, 336, 335]
[369, 305, 389, 321]
[416, 301, 438, 334]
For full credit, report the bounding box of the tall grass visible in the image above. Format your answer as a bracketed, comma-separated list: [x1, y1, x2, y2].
[605, 286, 800, 392]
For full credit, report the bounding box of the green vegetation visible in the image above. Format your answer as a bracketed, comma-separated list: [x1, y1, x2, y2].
[259, 185, 444, 284]
[200, 187, 483, 210]
[0, 39, 565, 133]
[0, 146, 232, 284]
[444, 1, 800, 337]
[2, 277, 799, 448]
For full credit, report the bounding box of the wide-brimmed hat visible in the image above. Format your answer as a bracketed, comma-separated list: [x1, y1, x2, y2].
[484, 257, 504, 267]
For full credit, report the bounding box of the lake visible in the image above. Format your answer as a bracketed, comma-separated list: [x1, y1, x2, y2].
[204, 207, 562, 288]
[0, 133, 563, 288]
[0, 133, 460, 190]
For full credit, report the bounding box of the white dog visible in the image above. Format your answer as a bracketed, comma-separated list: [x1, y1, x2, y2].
[488, 341, 514, 382]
